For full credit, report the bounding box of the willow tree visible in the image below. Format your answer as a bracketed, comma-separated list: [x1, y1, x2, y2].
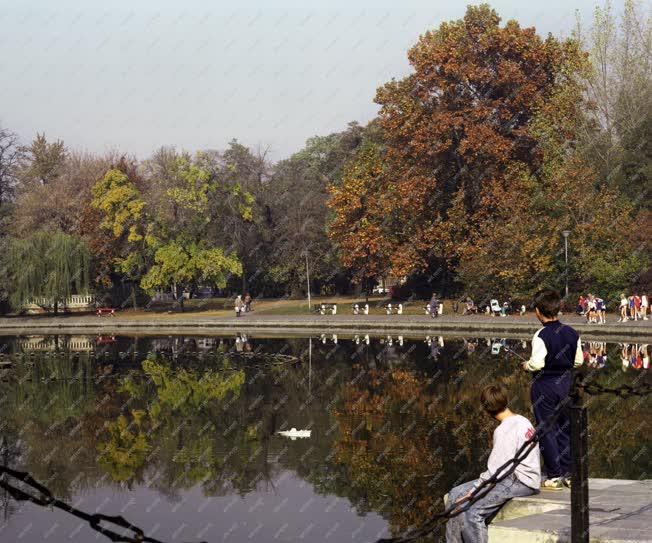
[8, 231, 90, 314]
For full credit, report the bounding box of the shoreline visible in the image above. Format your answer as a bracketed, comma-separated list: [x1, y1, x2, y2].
[1, 314, 650, 341]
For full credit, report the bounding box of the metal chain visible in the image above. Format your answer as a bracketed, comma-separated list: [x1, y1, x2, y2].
[0, 464, 205, 543]
[376, 394, 572, 542]
[575, 378, 651, 398]
[376, 373, 651, 543]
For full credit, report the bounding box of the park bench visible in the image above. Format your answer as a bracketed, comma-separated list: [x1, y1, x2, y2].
[96, 307, 116, 317]
[316, 303, 337, 315]
[385, 303, 403, 315]
[352, 303, 369, 315]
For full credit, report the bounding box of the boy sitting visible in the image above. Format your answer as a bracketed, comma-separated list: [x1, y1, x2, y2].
[446, 384, 540, 543]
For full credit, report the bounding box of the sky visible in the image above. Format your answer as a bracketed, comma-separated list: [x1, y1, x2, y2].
[0, 0, 606, 161]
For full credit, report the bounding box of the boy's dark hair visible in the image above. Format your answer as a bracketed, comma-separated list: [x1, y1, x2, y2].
[480, 384, 509, 416]
[533, 289, 561, 318]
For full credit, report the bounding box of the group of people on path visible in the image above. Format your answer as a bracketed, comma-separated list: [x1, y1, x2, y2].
[576, 294, 607, 323]
[619, 293, 648, 322]
[446, 289, 583, 542]
[234, 293, 252, 317]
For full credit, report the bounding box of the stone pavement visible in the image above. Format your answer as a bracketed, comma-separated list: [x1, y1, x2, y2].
[489, 479, 652, 542]
[0, 313, 650, 341]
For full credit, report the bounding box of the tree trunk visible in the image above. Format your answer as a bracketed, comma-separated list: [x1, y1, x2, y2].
[241, 266, 247, 296]
[290, 281, 303, 300]
[131, 283, 137, 310]
[53, 301, 58, 316]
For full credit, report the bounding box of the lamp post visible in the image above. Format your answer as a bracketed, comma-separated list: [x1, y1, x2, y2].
[305, 249, 311, 310]
[562, 230, 571, 298]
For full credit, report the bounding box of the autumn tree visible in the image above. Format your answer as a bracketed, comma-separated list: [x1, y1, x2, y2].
[17, 133, 66, 186]
[576, 0, 651, 207]
[0, 125, 22, 312]
[328, 138, 391, 295]
[0, 125, 22, 207]
[361, 5, 589, 277]
[201, 141, 267, 295]
[270, 122, 367, 297]
[13, 150, 116, 237]
[575, 0, 652, 291]
[328, 4, 644, 298]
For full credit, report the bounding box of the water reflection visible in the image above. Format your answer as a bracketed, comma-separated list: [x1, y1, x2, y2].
[0, 334, 649, 542]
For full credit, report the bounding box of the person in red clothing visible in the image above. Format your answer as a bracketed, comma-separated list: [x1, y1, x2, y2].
[633, 294, 642, 321]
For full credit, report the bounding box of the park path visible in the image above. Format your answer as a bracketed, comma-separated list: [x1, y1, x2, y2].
[0, 313, 650, 341]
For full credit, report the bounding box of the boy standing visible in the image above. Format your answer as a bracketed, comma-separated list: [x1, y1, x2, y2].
[446, 384, 540, 543]
[523, 289, 583, 489]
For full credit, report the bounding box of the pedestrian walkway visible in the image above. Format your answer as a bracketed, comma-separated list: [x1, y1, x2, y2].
[0, 313, 650, 341]
[489, 478, 652, 542]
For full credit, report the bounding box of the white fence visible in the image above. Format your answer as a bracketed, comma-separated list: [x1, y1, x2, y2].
[17, 335, 94, 352]
[22, 294, 95, 312]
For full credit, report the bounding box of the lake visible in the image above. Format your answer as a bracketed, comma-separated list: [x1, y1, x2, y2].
[0, 333, 648, 542]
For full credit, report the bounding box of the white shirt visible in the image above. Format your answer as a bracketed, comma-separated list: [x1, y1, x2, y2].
[476, 414, 541, 490]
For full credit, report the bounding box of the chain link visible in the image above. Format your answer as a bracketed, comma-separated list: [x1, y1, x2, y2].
[0, 465, 205, 543]
[376, 372, 651, 542]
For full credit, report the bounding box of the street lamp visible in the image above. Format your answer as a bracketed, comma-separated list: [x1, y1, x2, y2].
[304, 249, 311, 310]
[562, 230, 571, 298]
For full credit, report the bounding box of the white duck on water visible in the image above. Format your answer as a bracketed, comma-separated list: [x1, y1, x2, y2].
[276, 428, 311, 440]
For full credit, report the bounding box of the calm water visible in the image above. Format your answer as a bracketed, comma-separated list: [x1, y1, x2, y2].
[0, 334, 649, 543]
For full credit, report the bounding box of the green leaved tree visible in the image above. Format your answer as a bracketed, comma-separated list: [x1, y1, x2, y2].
[92, 148, 245, 310]
[8, 231, 90, 314]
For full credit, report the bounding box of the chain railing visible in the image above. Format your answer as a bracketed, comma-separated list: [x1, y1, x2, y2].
[0, 464, 206, 543]
[376, 371, 651, 543]
[1, 363, 648, 543]
[376, 394, 573, 542]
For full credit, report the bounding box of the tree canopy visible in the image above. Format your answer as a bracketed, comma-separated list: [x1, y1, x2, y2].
[1, 3, 649, 310]
[8, 231, 90, 313]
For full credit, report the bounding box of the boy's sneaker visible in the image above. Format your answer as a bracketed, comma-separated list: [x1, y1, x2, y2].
[541, 478, 565, 491]
[562, 476, 571, 488]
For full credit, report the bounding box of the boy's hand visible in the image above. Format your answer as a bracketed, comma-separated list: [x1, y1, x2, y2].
[521, 360, 529, 371]
[455, 491, 473, 505]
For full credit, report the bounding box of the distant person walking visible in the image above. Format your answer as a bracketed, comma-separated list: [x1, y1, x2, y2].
[633, 293, 641, 321]
[429, 293, 440, 318]
[234, 295, 244, 317]
[523, 289, 582, 490]
[595, 296, 606, 324]
[629, 295, 636, 320]
[619, 293, 628, 322]
[641, 294, 649, 320]
[244, 293, 252, 312]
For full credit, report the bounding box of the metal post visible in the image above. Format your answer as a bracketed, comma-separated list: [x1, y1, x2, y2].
[570, 384, 589, 543]
[305, 250, 311, 310]
[562, 230, 570, 298]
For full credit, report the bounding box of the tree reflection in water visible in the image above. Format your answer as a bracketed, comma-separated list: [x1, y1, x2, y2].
[0, 335, 648, 540]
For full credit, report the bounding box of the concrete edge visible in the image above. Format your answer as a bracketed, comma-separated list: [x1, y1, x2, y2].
[0, 318, 649, 342]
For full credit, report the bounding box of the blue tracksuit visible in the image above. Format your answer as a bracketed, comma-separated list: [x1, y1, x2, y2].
[525, 320, 583, 479]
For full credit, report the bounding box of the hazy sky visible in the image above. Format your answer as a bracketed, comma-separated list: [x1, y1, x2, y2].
[1, 0, 606, 161]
